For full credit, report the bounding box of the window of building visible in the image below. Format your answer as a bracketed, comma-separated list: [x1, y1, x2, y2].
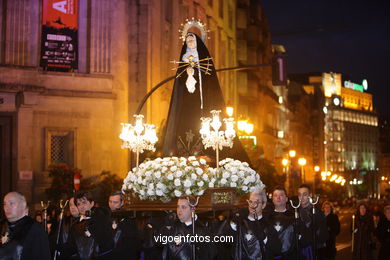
[45, 128, 75, 168]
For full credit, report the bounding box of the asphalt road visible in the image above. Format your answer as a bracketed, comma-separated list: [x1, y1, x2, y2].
[335, 207, 354, 260]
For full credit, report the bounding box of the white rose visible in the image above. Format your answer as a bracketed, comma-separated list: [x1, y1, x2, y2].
[174, 190, 182, 197]
[192, 161, 200, 167]
[197, 181, 204, 187]
[156, 182, 165, 190]
[170, 166, 178, 172]
[202, 174, 209, 181]
[147, 189, 155, 196]
[161, 167, 168, 173]
[199, 158, 206, 165]
[140, 190, 145, 196]
[209, 182, 214, 188]
[230, 182, 237, 187]
[222, 172, 230, 179]
[167, 173, 174, 180]
[145, 171, 152, 177]
[175, 171, 183, 178]
[180, 161, 187, 167]
[185, 189, 192, 195]
[242, 186, 248, 191]
[154, 172, 161, 178]
[197, 190, 205, 196]
[243, 178, 250, 185]
[174, 179, 181, 186]
[156, 190, 163, 196]
[162, 161, 169, 166]
[221, 178, 227, 185]
[191, 173, 197, 180]
[184, 179, 192, 187]
[188, 156, 196, 161]
[137, 176, 143, 184]
[231, 175, 239, 182]
[148, 183, 154, 189]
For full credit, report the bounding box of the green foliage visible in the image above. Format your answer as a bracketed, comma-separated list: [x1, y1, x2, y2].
[80, 171, 123, 208]
[45, 163, 81, 203]
[46, 165, 123, 207]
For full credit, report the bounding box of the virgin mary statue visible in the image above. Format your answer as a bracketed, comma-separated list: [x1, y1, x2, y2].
[162, 31, 249, 164]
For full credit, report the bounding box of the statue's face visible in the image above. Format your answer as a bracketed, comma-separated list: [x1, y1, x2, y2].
[186, 35, 196, 49]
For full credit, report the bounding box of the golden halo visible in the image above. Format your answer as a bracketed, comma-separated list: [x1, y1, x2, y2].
[179, 18, 210, 43]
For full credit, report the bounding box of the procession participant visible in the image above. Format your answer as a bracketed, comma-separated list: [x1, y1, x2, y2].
[318, 201, 340, 260]
[375, 205, 390, 260]
[352, 203, 375, 260]
[0, 191, 51, 260]
[157, 197, 215, 260]
[108, 191, 138, 260]
[297, 184, 328, 260]
[59, 191, 114, 259]
[218, 189, 281, 259]
[266, 186, 301, 260]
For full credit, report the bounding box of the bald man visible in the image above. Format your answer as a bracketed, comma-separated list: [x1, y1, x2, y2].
[0, 191, 50, 260]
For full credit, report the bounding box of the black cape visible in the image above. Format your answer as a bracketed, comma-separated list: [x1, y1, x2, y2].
[0, 216, 51, 260]
[162, 33, 250, 164]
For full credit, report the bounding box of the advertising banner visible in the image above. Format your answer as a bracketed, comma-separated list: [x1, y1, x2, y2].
[40, 0, 78, 71]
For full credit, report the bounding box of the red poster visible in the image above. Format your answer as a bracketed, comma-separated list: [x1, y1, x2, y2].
[41, 0, 78, 71]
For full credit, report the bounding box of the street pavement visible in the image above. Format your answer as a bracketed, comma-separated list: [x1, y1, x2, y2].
[335, 207, 354, 260]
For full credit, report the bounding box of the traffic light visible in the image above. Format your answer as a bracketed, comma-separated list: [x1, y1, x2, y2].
[272, 55, 287, 85]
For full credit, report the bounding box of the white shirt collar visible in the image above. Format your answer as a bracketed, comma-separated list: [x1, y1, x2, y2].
[274, 208, 287, 213]
[79, 215, 91, 222]
[247, 214, 263, 221]
[184, 214, 198, 226]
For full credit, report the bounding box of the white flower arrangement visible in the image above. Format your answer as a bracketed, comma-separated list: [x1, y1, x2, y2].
[214, 158, 265, 195]
[122, 157, 264, 202]
[122, 156, 211, 202]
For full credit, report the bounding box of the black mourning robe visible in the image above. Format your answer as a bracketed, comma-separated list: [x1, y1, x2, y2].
[352, 213, 375, 260]
[375, 217, 390, 260]
[298, 205, 329, 259]
[318, 212, 340, 260]
[157, 218, 215, 260]
[162, 33, 249, 163]
[218, 214, 281, 260]
[0, 216, 51, 260]
[265, 210, 302, 260]
[110, 211, 139, 260]
[60, 207, 114, 260]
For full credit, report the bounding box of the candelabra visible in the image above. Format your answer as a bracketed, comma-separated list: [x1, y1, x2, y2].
[200, 110, 235, 169]
[119, 115, 158, 169]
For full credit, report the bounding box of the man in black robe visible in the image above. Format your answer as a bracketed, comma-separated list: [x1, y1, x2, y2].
[108, 191, 138, 260]
[265, 186, 302, 260]
[156, 197, 215, 260]
[0, 191, 51, 260]
[218, 190, 281, 259]
[297, 184, 328, 260]
[59, 191, 114, 259]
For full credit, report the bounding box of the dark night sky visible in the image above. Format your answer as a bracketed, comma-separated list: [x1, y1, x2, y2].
[260, 0, 390, 117]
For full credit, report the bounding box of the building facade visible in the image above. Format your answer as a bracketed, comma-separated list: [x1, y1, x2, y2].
[1, 0, 280, 205]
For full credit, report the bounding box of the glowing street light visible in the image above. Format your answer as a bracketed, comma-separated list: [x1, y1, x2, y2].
[298, 157, 307, 183]
[226, 106, 234, 117]
[289, 150, 296, 158]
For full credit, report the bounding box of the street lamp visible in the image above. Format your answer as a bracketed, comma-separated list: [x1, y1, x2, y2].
[298, 157, 307, 183]
[313, 165, 320, 193]
[289, 150, 296, 158]
[226, 105, 234, 117]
